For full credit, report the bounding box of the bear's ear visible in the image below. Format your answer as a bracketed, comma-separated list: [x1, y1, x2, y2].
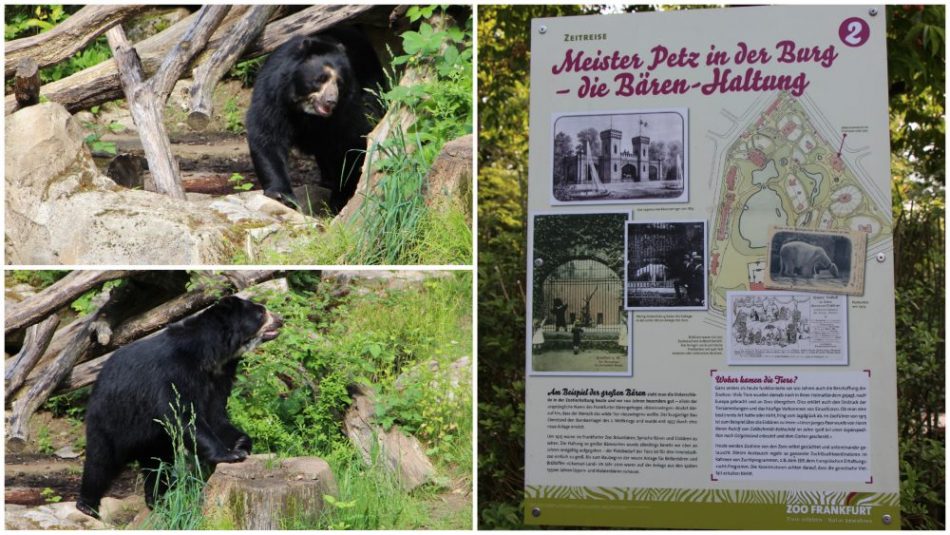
[298, 36, 344, 56]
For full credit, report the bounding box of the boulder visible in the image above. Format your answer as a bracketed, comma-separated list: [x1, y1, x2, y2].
[4, 502, 105, 530]
[5, 103, 311, 265]
[202, 454, 337, 530]
[343, 384, 435, 490]
[424, 134, 472, 215]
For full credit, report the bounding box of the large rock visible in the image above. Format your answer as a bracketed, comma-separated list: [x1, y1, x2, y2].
[343, 384, 435, 490]
[5, 502, 105, 530]
[5, 103, 309, 265]
[202, 454, 337, 530]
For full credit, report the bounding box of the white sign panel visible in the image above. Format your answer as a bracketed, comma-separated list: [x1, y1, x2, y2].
[524, 6, 898, 529]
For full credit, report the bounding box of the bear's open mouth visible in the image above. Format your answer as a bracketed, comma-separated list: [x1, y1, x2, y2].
[259, 311, 284, 341]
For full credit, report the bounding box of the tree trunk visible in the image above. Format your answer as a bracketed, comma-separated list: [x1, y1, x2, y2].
[4, 5, 147, 77]
[4, 270, 132, 336]
[5, 315, 60, 396]
[106, 5, 229, 199]
[188, 5, 275, 130]
[4, 5, 382, 115]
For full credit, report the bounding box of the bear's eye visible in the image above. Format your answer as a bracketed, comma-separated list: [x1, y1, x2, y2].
[315, 73, 329, 85]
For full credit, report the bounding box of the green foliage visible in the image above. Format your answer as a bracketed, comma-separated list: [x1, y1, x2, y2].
[5, 6, 112, 84]
[35, 425, 54, 454]
[7, 270, 68, 289]
[228, 56, 266, 87]
[228, 172, 254, 192]
[142, 394, 208, 530]
[222, 97, 245, 134]
[227, 272, 472, 466]
[4, 5, 69, 40]
[69, 280, 122, 315]
[43, 387, 90, 422]
[313, 445, 428, 529]
[82, 129, 118, 157]
[347, 8, 473, 264]
[40, 487, 62, 504]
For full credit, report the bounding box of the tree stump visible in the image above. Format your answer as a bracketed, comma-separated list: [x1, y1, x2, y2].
[202, 455, 337, 529]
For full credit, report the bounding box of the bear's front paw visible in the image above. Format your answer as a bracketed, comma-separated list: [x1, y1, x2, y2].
[214, 449, 248, 464]
[232, 435, 252, 456]
[263, 189, 301, 211]
[76, 499, 100, 519]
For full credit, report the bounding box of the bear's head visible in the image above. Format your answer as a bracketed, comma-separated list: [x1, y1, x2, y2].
[186, 296, 284, 373]
[291, 36, 354, 118]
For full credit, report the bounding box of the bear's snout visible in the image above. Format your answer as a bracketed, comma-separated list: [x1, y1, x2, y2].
[260, 310, 284, 341]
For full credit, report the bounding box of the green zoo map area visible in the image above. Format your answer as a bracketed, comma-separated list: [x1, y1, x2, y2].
[709, 92, 891, 311]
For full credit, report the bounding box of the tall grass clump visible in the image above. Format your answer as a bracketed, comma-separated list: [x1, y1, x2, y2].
[140, 393, 208, 530]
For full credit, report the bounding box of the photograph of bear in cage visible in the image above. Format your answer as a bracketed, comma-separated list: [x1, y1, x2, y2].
[625, 220, 707, 310]
[551, 109, 688, 204]
[764, 227, 867, 295]
[529, 212, 632, 376]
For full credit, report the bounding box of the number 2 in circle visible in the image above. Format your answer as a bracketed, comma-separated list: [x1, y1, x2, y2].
[839, 17, 870, 47]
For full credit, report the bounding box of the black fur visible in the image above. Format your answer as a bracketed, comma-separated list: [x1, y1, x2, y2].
[246, 28, 385, 213]
[76, 296, 282, 518]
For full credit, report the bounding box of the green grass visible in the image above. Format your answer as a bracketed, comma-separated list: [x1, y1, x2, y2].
[140, 399, 208, 530]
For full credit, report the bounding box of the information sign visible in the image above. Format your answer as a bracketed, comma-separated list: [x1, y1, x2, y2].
[525, 6, 898, 529]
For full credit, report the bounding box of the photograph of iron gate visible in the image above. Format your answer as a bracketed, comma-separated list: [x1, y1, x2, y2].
[540, 259, 623, 335]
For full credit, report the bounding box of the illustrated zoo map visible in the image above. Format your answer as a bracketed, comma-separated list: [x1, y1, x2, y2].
[708, 92, 892, 311]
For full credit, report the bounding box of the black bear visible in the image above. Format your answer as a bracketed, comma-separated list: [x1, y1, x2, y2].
[76, 296, 283, 518]
[246, 27, 385, 213]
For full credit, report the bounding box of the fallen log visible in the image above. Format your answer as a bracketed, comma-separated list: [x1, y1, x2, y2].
[7, 283, 130, 450]
[4, 5, 147, 78]
[5, 5, 381, 115]
[4, 270, 132, 336]
[106, 5, 230, 198]
[13, 58, 41, 109]
[5, 315, 60, 396]
[188, 5, 275, 130]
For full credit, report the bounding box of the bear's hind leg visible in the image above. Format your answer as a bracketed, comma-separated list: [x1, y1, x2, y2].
[78, 439, 121, 519]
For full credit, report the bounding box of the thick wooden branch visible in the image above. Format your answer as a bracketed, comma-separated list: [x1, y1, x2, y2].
[188, 5, 275, 131]
[7, 284, 126, 451]
[4, 270, 132, 336]
[148, 5, 230, 102]
[4, 5, 147, 78]
[5, 315, 60, 397]
[106, 25, 182, 198]
[12, 59, 40, 110]
[5, 5, 381, 115]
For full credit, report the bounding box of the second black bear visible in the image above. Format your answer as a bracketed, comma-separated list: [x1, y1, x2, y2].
[76, 296, 283, 518]
[246, 28, 384, 213]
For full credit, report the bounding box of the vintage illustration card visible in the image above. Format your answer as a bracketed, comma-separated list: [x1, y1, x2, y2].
[764, 227, 867, 296]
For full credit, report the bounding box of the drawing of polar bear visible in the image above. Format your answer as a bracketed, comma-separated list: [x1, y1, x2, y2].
[778, 241, 839, 278]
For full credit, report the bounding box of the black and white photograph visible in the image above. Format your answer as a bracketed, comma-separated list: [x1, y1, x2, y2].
[764, 227, 867, 296]
[625, 220, 707, 310]
[726, 291, 849, 366]
[551, 109, 688, 204]
[528, 212, 632, 376]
